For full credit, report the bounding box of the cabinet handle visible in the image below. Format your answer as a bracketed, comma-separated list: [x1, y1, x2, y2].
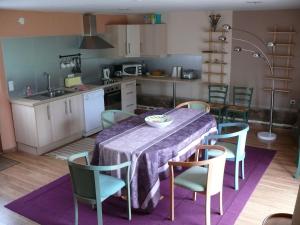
[126, 91, 134, 95]
[69, 99, 72, 114]
[128, 43, 131, 54]
[65, 101, 68, 115]
[47, 105, 50, 120]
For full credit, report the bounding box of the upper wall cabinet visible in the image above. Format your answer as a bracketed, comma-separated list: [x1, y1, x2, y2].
[140, 24, 167, 57]
[105, 24, 166, 58]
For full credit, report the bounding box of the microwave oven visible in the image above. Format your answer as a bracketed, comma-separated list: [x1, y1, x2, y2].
[122, 64, 142, 76]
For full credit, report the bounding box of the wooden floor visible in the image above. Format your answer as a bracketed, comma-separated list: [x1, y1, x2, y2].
[0, 124, 299, 225]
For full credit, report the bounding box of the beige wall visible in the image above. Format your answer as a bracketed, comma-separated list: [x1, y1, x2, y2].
[0, 10, 127, 151]
[231, 10, 300, 110]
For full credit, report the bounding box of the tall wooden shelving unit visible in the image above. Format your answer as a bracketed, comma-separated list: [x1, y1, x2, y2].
[264, 25, 296, 94]
[202, 29, 228, 84]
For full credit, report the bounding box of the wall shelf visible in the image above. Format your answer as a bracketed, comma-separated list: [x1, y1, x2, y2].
[264, 88, 291, 93]
[264, 25, 296, 95]
[202, 51, 228, 54]
[265, 76, 292, 81]
[202, 72, 226, 76]
[203, 61, 227, 65]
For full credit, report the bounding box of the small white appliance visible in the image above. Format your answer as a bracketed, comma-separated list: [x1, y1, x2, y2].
[102, 68, 111, 80]
[83, 89, 105, 136]
[122, 64, 142, 76]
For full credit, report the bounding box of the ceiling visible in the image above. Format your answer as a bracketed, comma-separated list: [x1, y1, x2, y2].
[0, 0, 300, 13]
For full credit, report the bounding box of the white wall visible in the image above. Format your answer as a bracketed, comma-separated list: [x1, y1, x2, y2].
[139, 10, 233, 101]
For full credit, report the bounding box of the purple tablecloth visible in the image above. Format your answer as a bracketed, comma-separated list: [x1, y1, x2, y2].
[91, 108, 217, 211]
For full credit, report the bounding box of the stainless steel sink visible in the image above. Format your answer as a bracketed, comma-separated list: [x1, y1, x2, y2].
[25, 89, 74, 100]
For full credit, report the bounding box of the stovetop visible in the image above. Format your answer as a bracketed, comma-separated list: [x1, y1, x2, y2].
[89, 79, 120, 86]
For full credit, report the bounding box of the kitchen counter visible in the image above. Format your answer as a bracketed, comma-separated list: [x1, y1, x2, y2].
[10, 76, 198, 107]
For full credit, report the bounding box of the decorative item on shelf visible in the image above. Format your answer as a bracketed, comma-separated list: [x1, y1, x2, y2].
[222, 24, 278, 141]
[209, 14, 221, 31]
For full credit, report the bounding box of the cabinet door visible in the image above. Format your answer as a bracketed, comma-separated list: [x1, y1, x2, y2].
[140, 24, 167, 56]
[105, 25, 126, 57]
[35, 103, 53, 147]
[50, 98, 70, 142]
[126, 25, 140, 57]
[68, 94, 84, 136]
[121, 80, 137, 113]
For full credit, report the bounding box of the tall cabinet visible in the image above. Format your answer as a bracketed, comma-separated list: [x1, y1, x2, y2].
[105, 24, 167, 58]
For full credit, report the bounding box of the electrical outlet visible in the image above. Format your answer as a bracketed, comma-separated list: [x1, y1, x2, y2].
[8, 81, 14, 92]
[290, 99, 296, 105]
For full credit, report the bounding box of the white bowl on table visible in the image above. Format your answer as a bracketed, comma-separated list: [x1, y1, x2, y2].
[145, 115, 173, 128]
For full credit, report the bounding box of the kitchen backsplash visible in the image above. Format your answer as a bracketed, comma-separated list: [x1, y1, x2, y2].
[2, 35, 202, 97]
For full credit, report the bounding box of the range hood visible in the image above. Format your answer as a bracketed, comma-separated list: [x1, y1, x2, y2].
[80, 14, 114, 49]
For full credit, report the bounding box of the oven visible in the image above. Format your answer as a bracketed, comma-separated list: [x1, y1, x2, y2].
[104, 84, 122, 110]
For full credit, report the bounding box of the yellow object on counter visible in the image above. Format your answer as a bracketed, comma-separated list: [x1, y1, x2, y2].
[64, 76, 82, 88]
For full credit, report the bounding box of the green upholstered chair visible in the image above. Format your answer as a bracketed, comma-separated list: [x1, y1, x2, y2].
[204, 122, 249, 190]
[176, 100, 210, 113]
[67, 152, 131, 225]
[225, 86, 253, 123]
[101, 110, 136, 129]
[208, 84, 228, 123]
[169, 145, 227, 225]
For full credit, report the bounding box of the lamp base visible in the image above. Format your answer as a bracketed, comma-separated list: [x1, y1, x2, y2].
[257, 131, 277, 141]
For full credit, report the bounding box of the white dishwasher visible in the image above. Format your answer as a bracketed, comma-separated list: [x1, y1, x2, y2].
[83, 89, 105, 137]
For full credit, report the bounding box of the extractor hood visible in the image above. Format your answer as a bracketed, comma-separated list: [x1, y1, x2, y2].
[80, 14, 114, 49]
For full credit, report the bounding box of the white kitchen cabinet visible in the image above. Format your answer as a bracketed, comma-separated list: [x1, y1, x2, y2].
[35, 103, 53, 147]
[11, 93, 84, 155]
[50, 98, 70, 142]
[121, 80, 137, 113]
[106, 24, 165, 58]
[140, 24, 167, 56]
[106, 25, 140, 58]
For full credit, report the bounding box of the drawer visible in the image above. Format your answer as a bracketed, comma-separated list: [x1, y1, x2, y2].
[123, 102, 136, 113]
[122, 81, 136, 92]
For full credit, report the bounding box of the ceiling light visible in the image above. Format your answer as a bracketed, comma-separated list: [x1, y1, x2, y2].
[218, 35, 227, 41]
[267, 42, 275, 47]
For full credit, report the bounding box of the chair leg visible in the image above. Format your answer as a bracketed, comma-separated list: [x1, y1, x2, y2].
[96, 200, 103, 225]
[219, 190, 223, 215]
[74, 198, 78, 225]
[127, 183, 132, 221]
[205, 195, 211, 225]
[170, 180, 175, 221]
[193, 192, 197, 202]
[234, 161, 239, 191]
[241, 159, 245, 180]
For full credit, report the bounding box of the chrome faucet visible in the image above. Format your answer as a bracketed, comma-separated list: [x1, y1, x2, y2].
[44, 72, 52, 92]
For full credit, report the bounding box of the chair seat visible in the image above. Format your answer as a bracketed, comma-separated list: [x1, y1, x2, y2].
[226, 105, 248, 112]
[100, 174, 125, 200]
[208, 142, 237, 159]
[174, 166, 207, 192]
[209, 102, 225, 110]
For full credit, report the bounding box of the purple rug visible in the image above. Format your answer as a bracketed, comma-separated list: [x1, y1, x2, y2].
[6, 146, 275, 225]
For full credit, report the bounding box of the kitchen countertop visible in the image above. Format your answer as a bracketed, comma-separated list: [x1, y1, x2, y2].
[10, 76, 200, 107]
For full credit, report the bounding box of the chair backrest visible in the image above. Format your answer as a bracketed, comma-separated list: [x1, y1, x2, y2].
[176, 100, 210, 113]
[233, 86, 253, 109]
[208, 84, 228, 104]
[68, 152, 97, 200]
[218, 122, 249, 159]
[101, 110, 136, 129]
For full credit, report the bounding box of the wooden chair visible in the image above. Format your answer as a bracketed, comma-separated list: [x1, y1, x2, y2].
[169, 145, 227, 225]
[68, 152, 131, 225]
[176, 100, 210, 113]
[204, 122, 249, 190]
[208, 84, 228, 123]
[224, 86, 253, 123]
[101, 110, 136, 129]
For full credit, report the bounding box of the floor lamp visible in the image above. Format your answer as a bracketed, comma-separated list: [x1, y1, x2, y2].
[221, 24, 277, 141]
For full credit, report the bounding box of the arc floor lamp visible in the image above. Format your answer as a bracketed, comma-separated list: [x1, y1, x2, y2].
[220, 24, 277, 141]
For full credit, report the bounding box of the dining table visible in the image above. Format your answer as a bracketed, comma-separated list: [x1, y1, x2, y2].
[91, 108, 217, 212]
